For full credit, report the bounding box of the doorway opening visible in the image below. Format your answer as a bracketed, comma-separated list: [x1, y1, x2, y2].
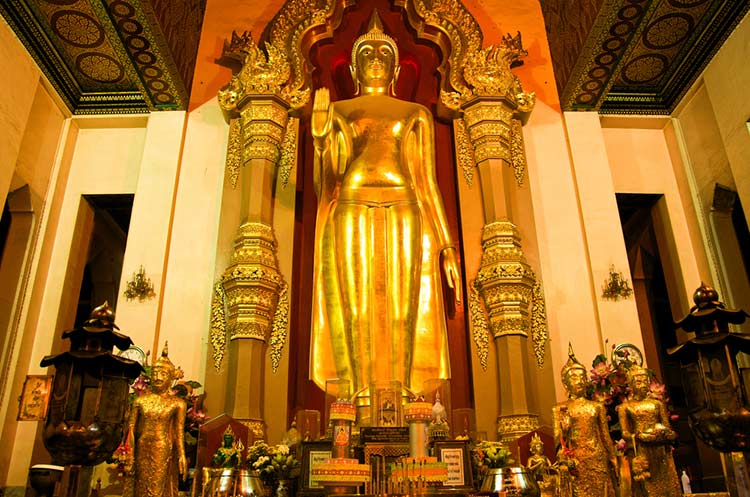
[73, 194, 134, 327]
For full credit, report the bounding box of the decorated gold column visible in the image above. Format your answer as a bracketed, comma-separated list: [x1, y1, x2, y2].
[211, 33, 303, 439]
[447, 34, 546, 442]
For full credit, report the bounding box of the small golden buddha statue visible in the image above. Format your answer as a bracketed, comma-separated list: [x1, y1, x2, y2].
[552, 345, 617, 497]
[211, 426, 243, 469]
[617, 365, 681, 497]
[309, 10, 461, 397]
[127, 343, 187, 497]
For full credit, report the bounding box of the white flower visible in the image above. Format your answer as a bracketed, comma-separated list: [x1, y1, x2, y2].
[277, 444, 290, 455]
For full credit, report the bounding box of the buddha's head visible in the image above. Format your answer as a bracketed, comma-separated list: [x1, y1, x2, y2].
[561, 344, 588, 399]
[151, 342, 177, 394]
[627, 365, 651, 400]
[350, 10, 400, 95]
[222, 426, 235, 448]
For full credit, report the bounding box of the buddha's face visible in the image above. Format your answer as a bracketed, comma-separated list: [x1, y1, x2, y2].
[355, 40, 397, 89]
[563, 369, 587, 398]
[223, 434, 233, 447]
[151, 366, 172, 393]
[630, 373, 650, 399]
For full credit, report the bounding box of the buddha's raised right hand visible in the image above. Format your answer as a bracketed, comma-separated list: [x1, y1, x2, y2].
[312, 87, 333, 150]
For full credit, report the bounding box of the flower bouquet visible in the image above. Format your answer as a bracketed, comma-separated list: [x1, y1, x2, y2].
[471, 441, 514, 488]
[247, 441, 299, 486]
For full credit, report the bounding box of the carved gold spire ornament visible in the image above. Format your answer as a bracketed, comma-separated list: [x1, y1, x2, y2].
[473, 221, 535, 338]
[469, 223, 549, 369]
[210, 223, 288, 371]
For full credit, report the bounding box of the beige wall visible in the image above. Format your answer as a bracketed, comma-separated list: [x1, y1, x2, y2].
[702, 14, 750, 229]
[668, 13, 750, 311]
[602, 120, 708, 317]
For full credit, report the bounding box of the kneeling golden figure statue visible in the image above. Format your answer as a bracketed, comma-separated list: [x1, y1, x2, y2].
[617, 365, 681, 497]
[127, 343, 187, 497]
[310, 11, 461, 398]
[526, 433, 557, 497]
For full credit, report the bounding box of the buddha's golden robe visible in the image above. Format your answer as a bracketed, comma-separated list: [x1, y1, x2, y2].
[310, 94, 453, 394]
[130, 393, 186, 497]
[618, 397, 681, 497]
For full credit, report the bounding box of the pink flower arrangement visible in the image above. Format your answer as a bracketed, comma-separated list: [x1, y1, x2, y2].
[588, 341, 673, 435]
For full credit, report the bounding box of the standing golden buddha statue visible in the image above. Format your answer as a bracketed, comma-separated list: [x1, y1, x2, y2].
[553, 346, 617, 497]
[617, 365, 681, 497]
[309, 11, 461, 398]
[127, 343, 187, 497]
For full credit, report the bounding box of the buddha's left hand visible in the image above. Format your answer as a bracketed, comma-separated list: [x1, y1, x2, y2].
[179, 454, 188, 480]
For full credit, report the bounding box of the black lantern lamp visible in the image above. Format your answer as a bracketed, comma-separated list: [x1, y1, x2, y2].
[40, 302, 143, 466]
[668, 283, 750, 452]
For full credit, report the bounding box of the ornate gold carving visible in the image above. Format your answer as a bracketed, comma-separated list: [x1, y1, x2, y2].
[509, 118, 526, 187]
[497, 413, 539, 443]
[219, 0, 346, 115]
[226, 118, 241, 189]
[269, 280, 289, 373]
[278, 117, 298, 190]
[401, 0, 481, 103]
[210, 281, 227, 371]
[469, 280, 489, 371]
[463, 35, 524, 97]
[210, 223, 288, 371]
[237, 98, 290, 166]
[530, 275, 548, 369]
[454, 118, 475, 187]
[473, 221, 535, 341]
[239, 419, 266, 439]
[218, 33, 293, 110]
[461, 99, 515, 169]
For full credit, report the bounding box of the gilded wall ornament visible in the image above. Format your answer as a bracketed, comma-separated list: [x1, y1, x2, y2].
[530, 276, 548, 369]
[210, 281, 227, 371]
[278, 117, 298, 190]
[269, 280, 289, 373]
[226, 118, 241, 189]
[123, 266, 156, 302]
[601, 264, 633, 301]
[509, 118, 526, 187]
[453, 118, 475, 187]
[469, 280, 489, 370]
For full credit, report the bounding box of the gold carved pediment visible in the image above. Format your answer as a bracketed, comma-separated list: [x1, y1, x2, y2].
[218, 0, 534, 119]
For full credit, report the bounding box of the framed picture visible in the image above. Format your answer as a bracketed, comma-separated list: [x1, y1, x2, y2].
[299, 440, 332, 494]
[434, 440, 473, 488]
[17, 375, 53, 421]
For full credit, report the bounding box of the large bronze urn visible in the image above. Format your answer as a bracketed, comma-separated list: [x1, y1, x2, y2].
[40, 302, 143, 465]
[668, 284, 750, 452]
